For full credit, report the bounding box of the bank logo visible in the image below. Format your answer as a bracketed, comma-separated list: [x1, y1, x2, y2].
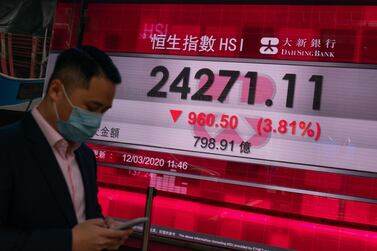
[259, 37, 279, 55]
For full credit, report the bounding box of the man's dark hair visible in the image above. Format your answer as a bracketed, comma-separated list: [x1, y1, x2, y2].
[48, 45, 121, 91]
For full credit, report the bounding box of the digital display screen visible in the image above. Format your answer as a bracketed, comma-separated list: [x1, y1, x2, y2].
[46, 3, 377, 250]
[47, 4, 377, 173]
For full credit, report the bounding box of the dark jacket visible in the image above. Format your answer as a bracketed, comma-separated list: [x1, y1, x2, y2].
[0, 112, 103, 251]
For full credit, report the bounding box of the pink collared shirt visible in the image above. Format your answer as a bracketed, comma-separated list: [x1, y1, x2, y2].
[32, 108, 86, 223]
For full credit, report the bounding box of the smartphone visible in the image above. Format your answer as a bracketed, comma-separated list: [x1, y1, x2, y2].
[113, 217, 149, 230]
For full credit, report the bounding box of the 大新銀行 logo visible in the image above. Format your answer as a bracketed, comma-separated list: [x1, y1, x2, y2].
[260, 37, 279, 55]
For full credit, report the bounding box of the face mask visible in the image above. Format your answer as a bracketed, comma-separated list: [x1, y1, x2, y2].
[54, 86, 102, 143]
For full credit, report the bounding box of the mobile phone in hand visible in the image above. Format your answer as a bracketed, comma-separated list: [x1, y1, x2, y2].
[113, 217, 149, 230]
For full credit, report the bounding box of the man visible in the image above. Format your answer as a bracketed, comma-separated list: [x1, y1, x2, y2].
[0, 46, 131, 251]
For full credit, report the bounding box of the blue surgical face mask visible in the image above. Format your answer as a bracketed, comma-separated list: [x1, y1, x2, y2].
[54, 86, 102, 143]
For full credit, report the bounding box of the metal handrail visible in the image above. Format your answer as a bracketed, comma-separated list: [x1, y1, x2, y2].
[142, 187, 157, 251]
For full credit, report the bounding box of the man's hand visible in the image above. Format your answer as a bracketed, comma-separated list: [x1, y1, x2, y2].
[72, 218, 131, 251]
[105, 217, 133, 246]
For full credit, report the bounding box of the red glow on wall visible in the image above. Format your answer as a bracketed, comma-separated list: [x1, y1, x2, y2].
[99, 187, 377, 251]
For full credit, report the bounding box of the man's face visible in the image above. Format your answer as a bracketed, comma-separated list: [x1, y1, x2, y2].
[54, 76, 116, 122]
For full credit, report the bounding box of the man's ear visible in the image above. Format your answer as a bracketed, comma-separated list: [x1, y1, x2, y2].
[47, 79, 64, 102]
